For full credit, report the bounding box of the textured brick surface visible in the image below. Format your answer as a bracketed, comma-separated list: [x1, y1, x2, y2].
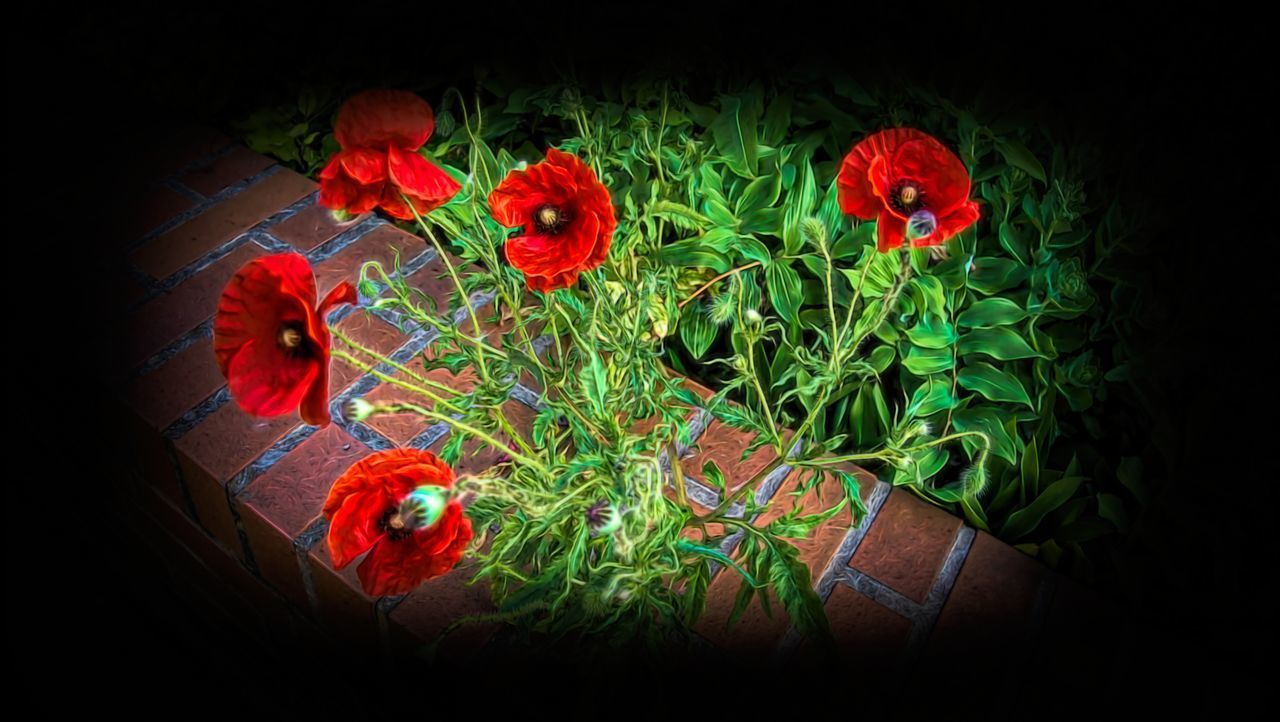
[124, 337, 225, 431]
[174, 403, 301, 552]
[271, 203, 364, 252]
[849, 489, 962, 603]
[179, 146, 275, 196]
[120, 241, 265, 375]
[926, 530, 1044, 660]
[361, 346, 480, 446]
[693, 563, 789, 656]
[131, 169, 315, 279]
[330, 310, 406, 392]
[313, 224, 422, 297]
[388, 556, 497, 659]
[237, 425, 369, 607]
[307, 540, 380, 648]
[805, 583, 912, 666]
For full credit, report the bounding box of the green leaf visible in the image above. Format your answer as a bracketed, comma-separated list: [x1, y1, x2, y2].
[905, 314, 957, 349]
[1097, 493, 1129, 532]
[957, 362, 1033, 407]
[766, 539, 833, 650]
[994, 138, 1047, 183]
[902, 346, 955, 375]
[998, 222, 1030, 265]
[762, 92, 793, 147]
[1000, 476, 1085, 539]
[958, 298, 1028, 328]
[968, 257, 1029, 295]
[737, 173, 782, 216]
[701, 459, 728, 494]
[710, 94, 760, 178]
[657, 241, 732, 273]
[907, 377, 957, 418]
[680, 308, 716, 360]
[958, 328, 1045, 361]
[583, 352, 609, 416]
[766, 262, 803, 325]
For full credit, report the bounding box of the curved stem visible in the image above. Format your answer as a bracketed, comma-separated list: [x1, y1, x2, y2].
[678, 262, 761, 310]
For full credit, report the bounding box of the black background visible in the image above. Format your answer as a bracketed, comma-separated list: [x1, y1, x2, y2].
[11, 3, 1266, 718]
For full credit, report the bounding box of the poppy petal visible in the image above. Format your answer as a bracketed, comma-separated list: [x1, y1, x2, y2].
[355, 504, 472, 596]
[876, 209, 907, 253]
[337, 148, 388, 185]
[214, 254, 318, 378]
[838, 128, 931, 219]
[327, 486, 394, 568]
[225, 335, 319, 418]
[889, 137, 972, 213]
[935, 200, 982, 242]
[504, 212, 599, 285]
[386, 146, 461, 214]
[334, 89, 434, 151]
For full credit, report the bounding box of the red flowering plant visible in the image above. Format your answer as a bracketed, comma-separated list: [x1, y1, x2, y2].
[323, 448, 472, 596]
[234, 83, 1030, 660]
[317, 89, 461, 222]
[214, 253, 356, 426]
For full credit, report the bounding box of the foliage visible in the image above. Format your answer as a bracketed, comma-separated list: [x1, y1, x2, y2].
[237, 72, 1150, 636]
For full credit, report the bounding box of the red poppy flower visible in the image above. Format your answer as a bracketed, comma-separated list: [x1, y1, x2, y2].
[323, 448, 473, 597]
[213, 253, 356, 426]
[488, 148, 616, 292]
[317, 89, 461, 221]
[836, 128, 981, 253]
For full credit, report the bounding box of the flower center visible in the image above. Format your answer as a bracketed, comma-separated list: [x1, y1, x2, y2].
[534, 204, 570, 234]
[890, 181, 926, 214]
[277, 322, 311, 357]
[378, 485, 448, 541]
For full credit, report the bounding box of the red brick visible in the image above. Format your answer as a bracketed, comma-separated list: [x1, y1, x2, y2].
[237, 425, 369, 607]
[307, 540, 380, 649]
[174, 402, 301, 553]
[113, 184, 195, 246]
[272, 203, 367, 252]
[123, 337, 225, 431]
[119, 242, 264, 378]
[925, 530, 1044, 660]
[132, 484, 298, 635]
[680, 418, 778, 493]
[179, 146, 275, 196]
[796, 583, 912, 668]
[131, 169, 316, 279]
[313, 224, 423, 298]
[329, 310, 406, 392]
[361, 347, 480, 447]
[849, 489, 962, 603]
[387, 556, 497, 659]
[118, 396, 184, 505]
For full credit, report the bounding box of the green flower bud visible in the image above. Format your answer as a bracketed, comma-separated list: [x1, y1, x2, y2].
[345, 397, 376, 423]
